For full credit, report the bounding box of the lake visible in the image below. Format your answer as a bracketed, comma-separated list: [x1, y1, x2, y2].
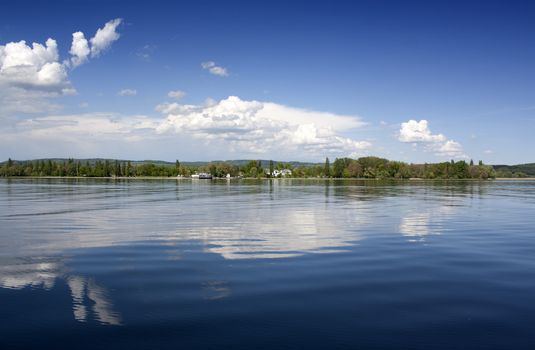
[1, 178, 535, 349]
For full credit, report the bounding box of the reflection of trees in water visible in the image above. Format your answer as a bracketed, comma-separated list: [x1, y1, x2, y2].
[331, 180, 400, 201]
[330, 179, 491, 202]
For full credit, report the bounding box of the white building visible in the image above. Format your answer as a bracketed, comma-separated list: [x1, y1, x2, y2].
[272, 169, 292, 177]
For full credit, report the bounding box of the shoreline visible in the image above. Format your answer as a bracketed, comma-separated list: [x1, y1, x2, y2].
[2, 176, 534, 181]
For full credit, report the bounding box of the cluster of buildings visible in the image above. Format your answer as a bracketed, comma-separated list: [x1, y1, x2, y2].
[180, 168, 293, 179]
[270, 169, 292, 177]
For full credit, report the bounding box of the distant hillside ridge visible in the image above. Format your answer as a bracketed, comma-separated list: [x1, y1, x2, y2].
[493, 163, 535, 177]
[0, 158, 320, 168]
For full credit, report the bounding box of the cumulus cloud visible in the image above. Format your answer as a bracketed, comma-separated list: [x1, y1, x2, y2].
[0, 18, 122, 114]
[156, 96, 370, 157]
[1, 95, 371, 160]
[167, 90, 185, 99]
[0, 39, 68, 91]
[201, 61, 229, 77]
[68, 32, 90, 68]
[89, 18, 122, 57]
[67, 18, 122, 68]
[398, 119, 466, 158]
[399, 120, 446, 143]
[0, 19, 122, 92]
[117, 89, 137, 96]
[436, 140, 464, 158]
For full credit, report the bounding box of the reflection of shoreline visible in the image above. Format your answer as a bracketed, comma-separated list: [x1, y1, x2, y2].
[0, 259, 121, 326]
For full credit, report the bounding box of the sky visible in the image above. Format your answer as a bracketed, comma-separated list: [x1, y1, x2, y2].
[0, 0, 533, 164]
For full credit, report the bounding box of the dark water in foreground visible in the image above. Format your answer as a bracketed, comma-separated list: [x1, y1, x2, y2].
[1, 178, 535, 349]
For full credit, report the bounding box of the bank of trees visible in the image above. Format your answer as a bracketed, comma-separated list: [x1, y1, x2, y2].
[0, 156, 496, 179]
[289, 157, 494, 179]
[0, 159, 176, 177]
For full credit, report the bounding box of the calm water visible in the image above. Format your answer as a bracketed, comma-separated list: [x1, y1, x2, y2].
[1, 178, 535, 349]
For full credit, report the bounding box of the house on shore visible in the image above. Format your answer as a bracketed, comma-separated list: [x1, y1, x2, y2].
[272, 169, 292, 177]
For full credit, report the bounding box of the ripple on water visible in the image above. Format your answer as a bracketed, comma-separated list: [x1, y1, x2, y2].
[1, 179, 535, 349]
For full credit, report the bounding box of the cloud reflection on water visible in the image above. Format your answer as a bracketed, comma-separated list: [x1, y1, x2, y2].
[176, 208, 363, 260]
[399, 198, 461, 242]
[0, 179, 480, 330]
[0, 259, 122, 326]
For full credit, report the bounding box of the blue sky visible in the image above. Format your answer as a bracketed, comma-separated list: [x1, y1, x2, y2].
[0, 0, 533, 164]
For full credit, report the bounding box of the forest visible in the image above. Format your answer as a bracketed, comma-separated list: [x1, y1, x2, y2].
[0, 157, 496, 179]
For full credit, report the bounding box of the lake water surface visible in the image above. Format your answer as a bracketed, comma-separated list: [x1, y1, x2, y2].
[1, 178, 535, 349]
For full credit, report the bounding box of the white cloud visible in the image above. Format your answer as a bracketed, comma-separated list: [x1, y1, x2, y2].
[0, 38, 68, 117]
[0, 112, 167, 159]
[201, 61, 229, 77]
[0, 39, 68, 91]
[398, 119, 466, 159]
[66, 18, 122, 68]
[10, 113, 158, 143]
[0, 19, 122, 117]
[69, 32, 90, 67]
[90, 18, 122, 57]
[1, 96, 370, 161]
[436, 140, 464, 158]
[156, 96, 370, 158]
[0, 87, 63, 115]
[0, 19, 122, 91]
[167, 90, 185, 99]
[117, 89, 137, 96]
[399, 120, 446, 143]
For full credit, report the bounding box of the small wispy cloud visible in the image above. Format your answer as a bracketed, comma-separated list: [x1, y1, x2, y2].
[136, 44, 156, 61]
[117, 89, 137, 96]
[167, 90, 185, 100]
[201, 61, 229, 77]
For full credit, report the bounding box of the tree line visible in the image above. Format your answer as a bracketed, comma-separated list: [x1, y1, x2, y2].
[0, 157, 495, 179]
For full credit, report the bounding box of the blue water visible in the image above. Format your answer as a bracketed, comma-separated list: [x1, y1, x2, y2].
[1, 178, 535, 349]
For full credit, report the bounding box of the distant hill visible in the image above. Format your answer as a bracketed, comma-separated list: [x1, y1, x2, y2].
[198, 159, 320, 168]
[0, 158, 320, 168]
[493, 163, 535, 177]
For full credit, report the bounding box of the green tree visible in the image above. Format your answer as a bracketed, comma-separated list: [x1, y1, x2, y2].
[324, 157, 330, 177]
[333, 158, 347, 178]
[126, 161, 132, 177]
